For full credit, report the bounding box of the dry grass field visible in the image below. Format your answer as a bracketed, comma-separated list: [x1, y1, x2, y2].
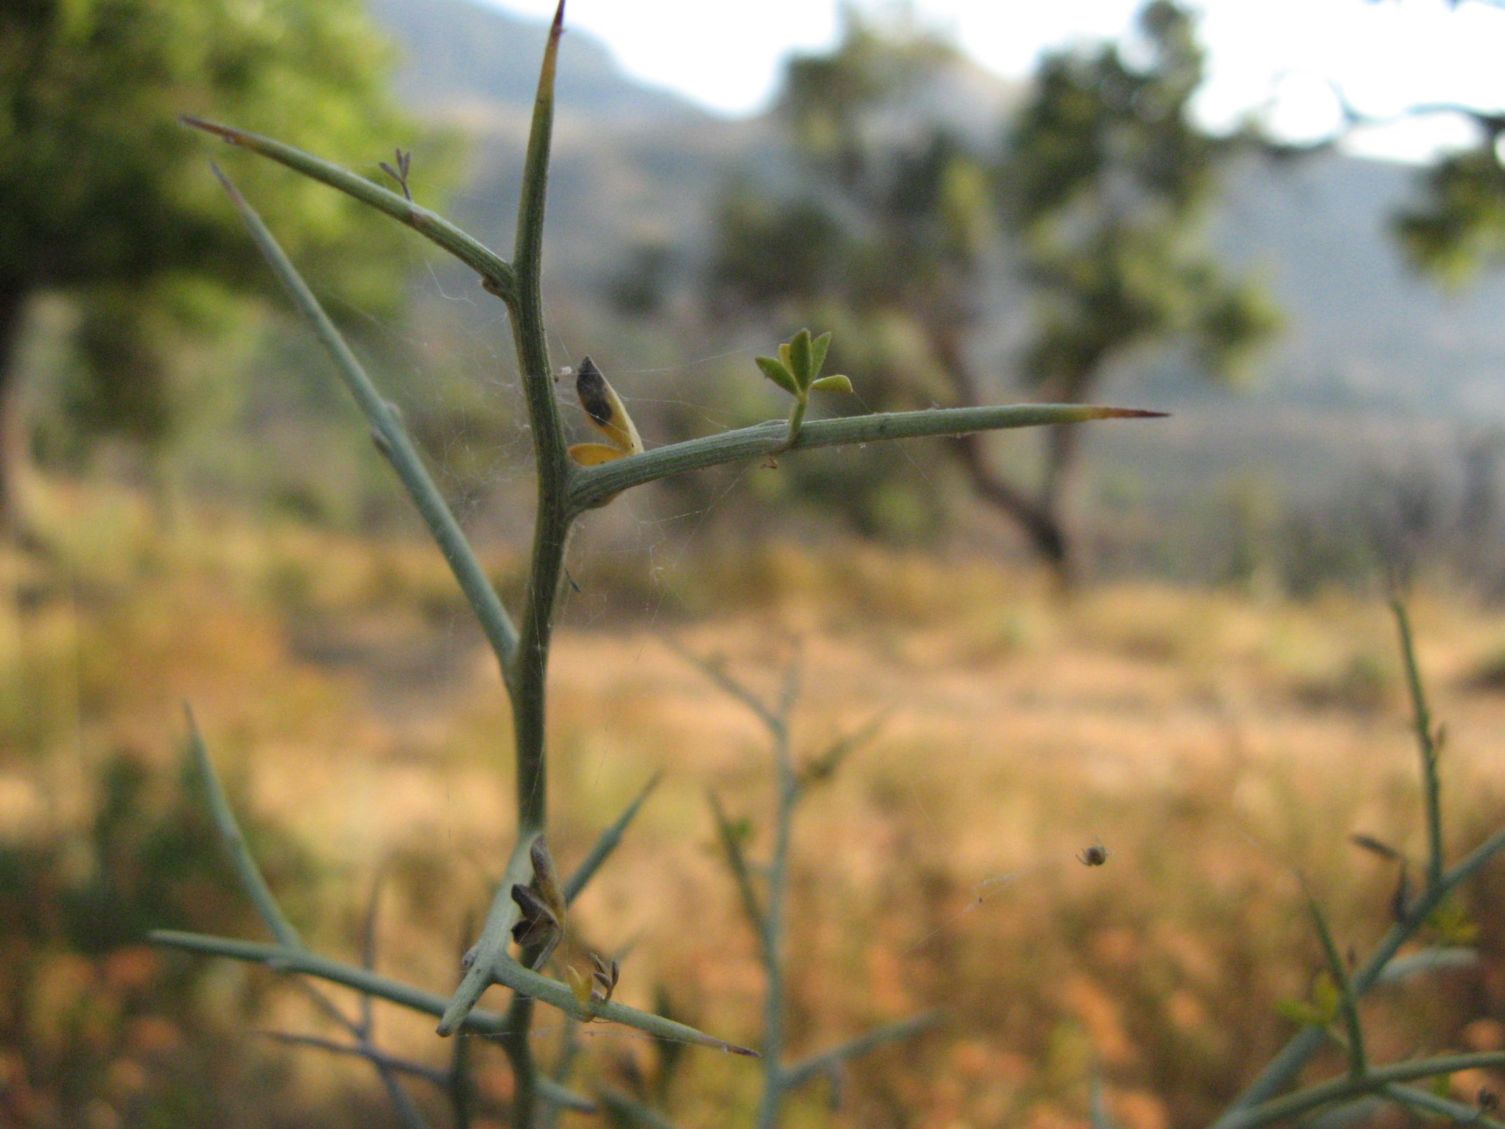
[3, 485, 1503, 1127]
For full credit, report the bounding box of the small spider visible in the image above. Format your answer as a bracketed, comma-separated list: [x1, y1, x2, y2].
[1077, 841, 1109, 867]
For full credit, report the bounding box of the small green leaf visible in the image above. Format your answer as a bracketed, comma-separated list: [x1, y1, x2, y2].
[810, 374, 853, 395]
[789, 328, 814, 387]
[756, 355, 799, 395]
[1275, 998, 1324, 1027]
[1427, 898, 1481, 945]
[566, 964, 594, 1011]
[809, 330, 833, 379]
[1311, 971, 1341, 1022]
[778, 341, 793, 374]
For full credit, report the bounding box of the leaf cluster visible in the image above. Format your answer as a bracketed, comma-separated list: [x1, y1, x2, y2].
[0, 0, 457, 449]
[708, 1, 1278, 403]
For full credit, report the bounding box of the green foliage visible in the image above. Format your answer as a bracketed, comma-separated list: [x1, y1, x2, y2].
[1275, 970, 1342, 1029]
[704, 2, 1275, 561]
[1395, 144, 1505, 285]
[0, 0, 439, 451]
[1002, 1, 1279, 396]
[756, 328, 852, 448]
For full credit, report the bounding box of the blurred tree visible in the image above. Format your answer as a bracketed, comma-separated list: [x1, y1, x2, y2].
[705, 3, 1277, 582]
[1279, 6, 1505, 289]
[0, 0, 429, 529]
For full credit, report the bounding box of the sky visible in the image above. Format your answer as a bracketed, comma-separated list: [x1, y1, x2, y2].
[482, 0, 1504, 162]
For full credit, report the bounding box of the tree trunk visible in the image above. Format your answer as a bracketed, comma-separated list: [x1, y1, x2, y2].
[0, 282, 31, 534]
[949, 430, 1074, 586]
[927, 323, 1075, 586]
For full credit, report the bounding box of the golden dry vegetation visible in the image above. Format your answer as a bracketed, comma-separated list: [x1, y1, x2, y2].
[3, 484, 1504, 1128]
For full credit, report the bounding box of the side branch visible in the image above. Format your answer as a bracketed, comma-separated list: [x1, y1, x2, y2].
[1215, 827, 1505, 1120]
[183, 116, 518, 302]
[208, 165, 520, 677]
[1392, 599, 1444, 888]
[437, 835, 536, 1036]
[185, 706, 302, 949]
[1216, 1051, 1505, 1129]
[781, 1011, 943, 1093]
[151, 930, 756, 1056]
[505, 0, 571, 838]
[567, 405, 1165, 513]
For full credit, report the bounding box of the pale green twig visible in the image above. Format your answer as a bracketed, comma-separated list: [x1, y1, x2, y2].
[681, 650, 932, 1128]
[1301, 887, 1365, 1077]
[206, 164, 520, 680]
[150, 929, 754, 1055]
[664, 639, 781, 732]
[802, 711, 891, 784]
[597, 1087, 682, 1129]
[439, 16, 574, 1107]
[756, 700, 798, 1129]
[1374, 946, 1479, 984]
[536, 1076, 598, 1114]
[181, 116, 517, 302]
[153, 929, 511, 1029]
[1391, 599, 1444, 889]
[780, 1011, 943, 1092]
[189, 719, 427, 1118]
[1214, 828, 1505, 1122]
[184, 705, 300, 949]
[437, 834, 537, 1036]
[537, 1016, 586, 1129]
[1380, 1083, 1505, 1128]
[258, 1028, 447, 1087]
[1216, 1051, 1505, 1129]
[565, 772, 663, 905]
[569, 405, 1165, 513]
[707, 790, 765, 940]
[1215, 602, 1501, 1123]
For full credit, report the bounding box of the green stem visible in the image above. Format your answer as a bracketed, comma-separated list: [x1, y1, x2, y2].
[780, 1011, 943, 1093]
[568, 405, 1165, 513]
[184, 707, 301, 949]
[152, 930, 513, 1032]
[534, 1076, 596, 1114]
[596, 1089, 681, 1129]
[780, 396, 809, 451]
[181, 116, 517, 302]
[259, 1030, 448, 1087]
[1392, 599, 1444, 889]
[708, 790, 766, 937]
[1214, 829, 1505, 1122]
[563, 772, 663, 905]
[461, 12, 573, 1125]
[1380, 1083, 1505, 1128]
[1303, 889, 1365, 1077]
[537, 1016, 585, 1129]
[502, 995, 539, 1127]
[1216, 1051, 1505, 1129]
[505, 0, 572, 839]
[207, 164, 519, 679]
[437, 835, 536, 1036]
[150, 929, 755, 1056]
[755, 727, 797, 1129]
